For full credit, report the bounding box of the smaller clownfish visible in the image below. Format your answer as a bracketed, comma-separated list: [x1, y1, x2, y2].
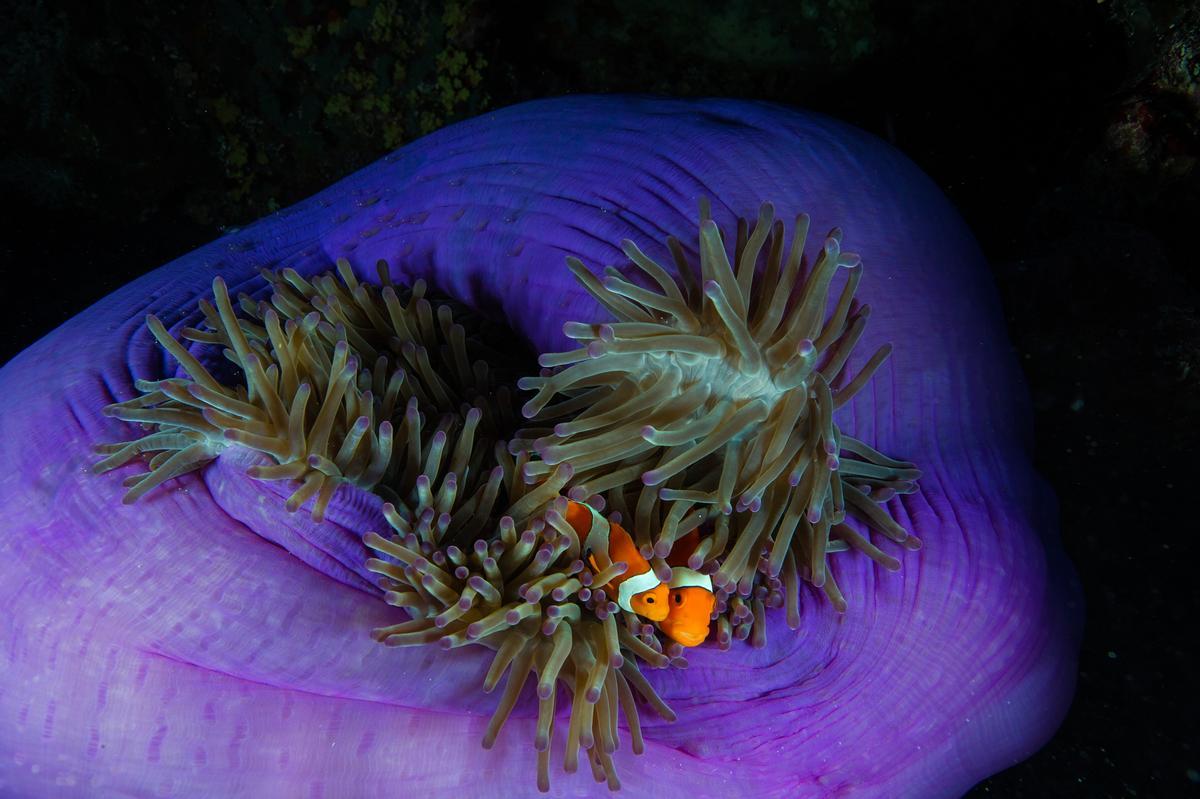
[565, 500, 669, 622]
[657, 529, 716, 649]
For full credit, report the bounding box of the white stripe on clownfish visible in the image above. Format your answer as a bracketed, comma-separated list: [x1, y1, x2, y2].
[617, 569, 666, 614]
[666, 566, 712, 592]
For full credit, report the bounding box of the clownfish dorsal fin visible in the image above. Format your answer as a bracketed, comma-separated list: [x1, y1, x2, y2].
[665, 529, 701, 567]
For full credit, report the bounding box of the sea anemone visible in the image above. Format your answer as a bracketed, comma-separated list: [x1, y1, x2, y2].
[0, 96, 1081, 798]
[92, 192, 922, 790]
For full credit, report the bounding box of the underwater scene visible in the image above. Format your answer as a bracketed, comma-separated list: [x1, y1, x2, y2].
[2, 2, 1195, 797]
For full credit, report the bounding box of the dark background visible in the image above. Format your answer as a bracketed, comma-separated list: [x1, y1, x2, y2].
[3, 1, 1197, 796]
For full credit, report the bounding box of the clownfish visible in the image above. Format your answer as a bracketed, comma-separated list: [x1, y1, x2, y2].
[565, 500, 669, 621]
[567, 501, 716, 647]
[657, 529, 716, 649]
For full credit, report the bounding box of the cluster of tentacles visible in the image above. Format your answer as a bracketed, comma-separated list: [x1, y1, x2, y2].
[517, 200, 922, 618]
[364, 494, 678, 791]
[96, 260, 516, 524]
[96, 199, 921, 792]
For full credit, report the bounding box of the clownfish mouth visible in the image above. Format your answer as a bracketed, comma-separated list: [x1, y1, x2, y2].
[95, 197, 920, 792]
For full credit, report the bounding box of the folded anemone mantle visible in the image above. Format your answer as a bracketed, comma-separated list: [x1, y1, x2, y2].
[0, 96, 1081, 798]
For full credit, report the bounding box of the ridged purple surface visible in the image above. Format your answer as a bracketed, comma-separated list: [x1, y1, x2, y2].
[0, 96, 1081, 798]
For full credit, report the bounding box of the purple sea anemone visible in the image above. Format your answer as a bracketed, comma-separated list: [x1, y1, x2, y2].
[0, 96, 1081, 797]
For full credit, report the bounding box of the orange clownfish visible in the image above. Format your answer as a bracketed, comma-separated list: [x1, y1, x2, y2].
[565, 500, 669, 622]
[657, 529, 716, 648]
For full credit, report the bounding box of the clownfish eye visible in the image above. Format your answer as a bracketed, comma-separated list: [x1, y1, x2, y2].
[673, 592, 683, 605]
[645, 596, 655, 604]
